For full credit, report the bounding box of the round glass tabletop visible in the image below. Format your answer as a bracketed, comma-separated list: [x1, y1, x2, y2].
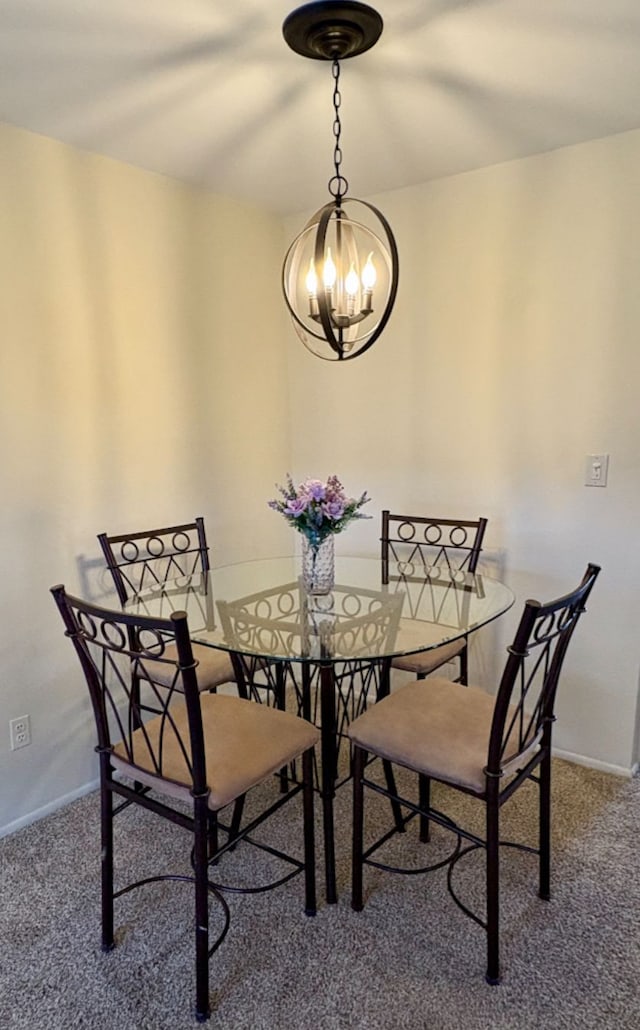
[127, 555, 514, 664]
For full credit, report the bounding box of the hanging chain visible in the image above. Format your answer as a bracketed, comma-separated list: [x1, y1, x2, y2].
[328, 58, 349, 202]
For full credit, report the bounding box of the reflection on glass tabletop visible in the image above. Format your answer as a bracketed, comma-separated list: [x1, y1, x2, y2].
[126, 555, 514, 663]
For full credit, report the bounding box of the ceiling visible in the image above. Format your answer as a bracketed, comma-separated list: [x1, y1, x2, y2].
[2, 0, 640, 215]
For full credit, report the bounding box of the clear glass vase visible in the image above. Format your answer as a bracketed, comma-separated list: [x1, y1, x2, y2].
[301, 535, 335, 594]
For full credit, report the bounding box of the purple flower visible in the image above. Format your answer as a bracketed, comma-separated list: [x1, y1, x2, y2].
[284, 497, 308, 517]
[322, 500, 345, 521]
[304, 479, 326, 502]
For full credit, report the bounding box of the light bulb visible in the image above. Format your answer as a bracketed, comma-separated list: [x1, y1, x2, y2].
[305, 257, 318, 295]
[323, 247, 337, 290]
[362, 252, 376, 291]
[345, 263, 359, 297]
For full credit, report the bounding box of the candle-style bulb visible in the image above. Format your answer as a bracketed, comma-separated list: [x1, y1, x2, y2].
[305, 257, 318, 296]
[323, 248, 337, 290]
[362, 252, 376, 291]
[345, 263, 359, 297]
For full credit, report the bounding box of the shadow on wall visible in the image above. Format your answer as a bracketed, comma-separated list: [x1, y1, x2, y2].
[470, 546, 510, 693]
[75, 553, 118, 606]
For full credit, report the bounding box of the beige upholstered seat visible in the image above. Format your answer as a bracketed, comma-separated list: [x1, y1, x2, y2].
[348, 677, 541, 795]
[143, 641, 235, 693]
[349, 564, 600, 987]
[113, 692, 319, 810]
[389, 635, 466, 679]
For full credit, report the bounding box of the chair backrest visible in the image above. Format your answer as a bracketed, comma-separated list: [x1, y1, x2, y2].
[381, 511, 488, 585]
[487, 563, 600, 779]
[217, 581, 405, 662]
[98, 518, 210, 606]
[51, 585, 207, 795]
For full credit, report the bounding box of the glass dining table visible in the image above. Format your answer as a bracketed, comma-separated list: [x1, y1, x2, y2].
[127, 554, 514, 903]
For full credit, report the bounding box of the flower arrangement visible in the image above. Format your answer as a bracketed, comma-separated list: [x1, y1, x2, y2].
[268, 474, 371, 548]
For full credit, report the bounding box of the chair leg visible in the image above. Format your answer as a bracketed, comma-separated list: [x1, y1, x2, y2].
[485, 792, 501, 985]
[194, 796, 211, 1022]
[419, 774, 431, 843]
[276, 664, 289, 793]
[100, 769, 115, 952]
[375, 659, 404, 831]
[232, 653, 249, 700]
[319, 664, 339, 904]
[131, 673, 146, 795]
[227, 795, 246, 853]
[206, 810, 219, 862]
[459, 642, 468, 686]
[302, 748, 317, 917]
[351, 746, 367, 912]
[539, 750, 551, 901]
[382, 759, 406, 833]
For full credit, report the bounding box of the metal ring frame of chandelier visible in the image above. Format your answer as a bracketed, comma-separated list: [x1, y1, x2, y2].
[282, 197, 399, 361]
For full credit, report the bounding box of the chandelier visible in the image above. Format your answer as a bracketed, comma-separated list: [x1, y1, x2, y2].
[282, 1, 399, 361]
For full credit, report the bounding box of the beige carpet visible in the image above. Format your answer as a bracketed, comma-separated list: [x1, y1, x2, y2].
[0, 758, 638, 1029]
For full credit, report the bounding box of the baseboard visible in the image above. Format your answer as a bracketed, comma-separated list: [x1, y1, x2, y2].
[0, 778, 99, 841]
[553, 747, 633, 779]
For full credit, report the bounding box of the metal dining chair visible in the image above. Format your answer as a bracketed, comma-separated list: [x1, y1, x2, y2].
[98, 518, 236, 694]
[51, 584, 319, 1022]
[349, 563, 600, 985]
[381, 510, 488, 684]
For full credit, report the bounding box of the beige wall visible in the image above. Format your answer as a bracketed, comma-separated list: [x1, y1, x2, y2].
[0, 123, 291, 834]
[2, 120, 639, 836]
[286, 128, 640, 775]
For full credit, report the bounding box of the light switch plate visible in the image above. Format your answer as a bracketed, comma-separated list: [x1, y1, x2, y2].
[585, 454, 609, 488]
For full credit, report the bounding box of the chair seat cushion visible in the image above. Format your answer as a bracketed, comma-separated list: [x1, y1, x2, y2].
[347, 677, 538, 795]
[144, 642, 235, 692]
[112, 694, 320, 811]
[391, 636, 465, 676]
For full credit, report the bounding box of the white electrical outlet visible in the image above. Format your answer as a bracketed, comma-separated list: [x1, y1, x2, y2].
[585, 454, 609, 488]
[9, 715, 31, 751]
